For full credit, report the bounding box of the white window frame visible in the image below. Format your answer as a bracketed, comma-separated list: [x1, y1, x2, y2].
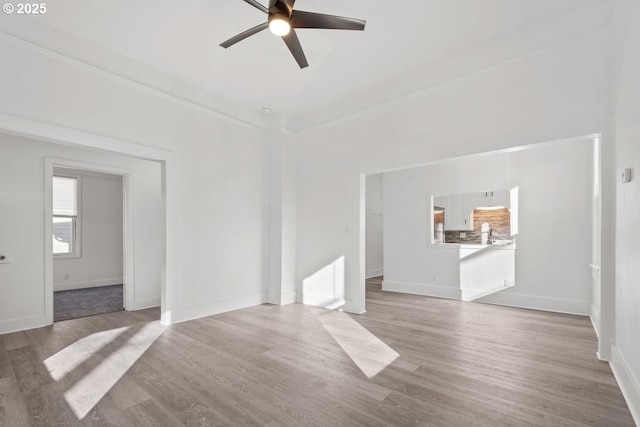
[52, 173, 82, 259]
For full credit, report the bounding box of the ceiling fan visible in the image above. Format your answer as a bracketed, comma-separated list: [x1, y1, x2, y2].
[220, 0, 366, 68]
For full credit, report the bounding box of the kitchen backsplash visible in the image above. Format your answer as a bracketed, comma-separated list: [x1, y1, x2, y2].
[444, 208, 511, 244]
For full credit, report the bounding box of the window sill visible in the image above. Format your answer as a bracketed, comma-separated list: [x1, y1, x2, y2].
[53, 254, 82, 260]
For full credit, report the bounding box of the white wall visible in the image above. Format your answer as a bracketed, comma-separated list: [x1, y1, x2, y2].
[0, 135, 163, 333]
[365, 174, 384, 278]
[0, 32, 268, 331]
[611, 0, 640, 423]
[459, 247, 515, 301]
[265, 125, 298, 306]
[296, 30, 610, 313]
[53, 168, 124, 291]
[382, 139, 593, 314]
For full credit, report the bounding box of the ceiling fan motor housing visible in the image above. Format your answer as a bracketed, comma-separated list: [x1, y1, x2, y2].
[270, 0, 293, 16]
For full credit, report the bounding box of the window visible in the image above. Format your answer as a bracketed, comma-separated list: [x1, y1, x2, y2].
[53, 175, 81, 257]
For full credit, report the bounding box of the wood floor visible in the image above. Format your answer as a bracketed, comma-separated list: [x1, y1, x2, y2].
[0, 278, 634, 426]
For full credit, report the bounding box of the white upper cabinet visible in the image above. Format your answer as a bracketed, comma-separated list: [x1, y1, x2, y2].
[433, 189, 512, 234]
[442, 194, 474, 231]
[477, 190, 510, 209]
[433, 196, 447, 210]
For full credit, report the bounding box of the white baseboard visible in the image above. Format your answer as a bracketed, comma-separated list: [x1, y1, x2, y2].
[366, 269, 384, 279]
[381, 280, 462, 300]
[281, 291, 297, 305]
[611, 345, 640, 426]
[172, 292, 265, 324]
[301, 292, 346, 310]
[54, 277, 123, 292]
[297, 294, 363, 314]
[477, 292, 590, 315]
[132, 296, 160, 311]
[380, 281, 589, 316]
[265, 291, 297, 306]
[0, 315, 47, 335]
[342, 299, 365, 314]
[461, 284, 510, 302]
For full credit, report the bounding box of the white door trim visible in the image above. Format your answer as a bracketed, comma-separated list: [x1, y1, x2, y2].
[0, 112, 177, 326]
[46, 159, 133, 321]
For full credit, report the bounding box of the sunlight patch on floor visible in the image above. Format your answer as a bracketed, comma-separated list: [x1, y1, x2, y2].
[317, 311, 399, 379]
[44, 326, 130, 382]
[61, 321, 165, 419]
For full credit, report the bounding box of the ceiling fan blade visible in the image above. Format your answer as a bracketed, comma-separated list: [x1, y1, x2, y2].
[282, 29, 308, 68]
[242, 0, 268, 14]
[291, 10, 366, 30]
[220, 22, 269, 48]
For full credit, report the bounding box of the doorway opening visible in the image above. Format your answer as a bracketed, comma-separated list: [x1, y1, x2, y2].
[364, 173, 385, 305]
[52, 167, 125, 321]
[359, 135, 601, 325]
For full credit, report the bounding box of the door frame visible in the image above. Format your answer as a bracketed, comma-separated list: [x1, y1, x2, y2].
[45, 159, 133, 322]
[353, 134, 613, 359]
[0, 112, 177, 327]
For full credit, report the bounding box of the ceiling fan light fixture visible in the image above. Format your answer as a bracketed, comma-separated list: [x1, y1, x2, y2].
[268, 14, 291, 36]
[220, 0, 366, 69]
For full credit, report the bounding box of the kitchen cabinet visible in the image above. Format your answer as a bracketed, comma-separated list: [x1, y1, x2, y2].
[435, 194, 474, 231]
[477, 190, 510, 209]
[433, 196, 446, 210]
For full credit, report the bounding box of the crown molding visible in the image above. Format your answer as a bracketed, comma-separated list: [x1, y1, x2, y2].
[286, 1, 613, 133]
[0, 0, 614, 135]
[0, 31, 266, 132]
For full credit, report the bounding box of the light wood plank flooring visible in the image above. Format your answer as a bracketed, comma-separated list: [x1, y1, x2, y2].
[0, 278, 634, 426]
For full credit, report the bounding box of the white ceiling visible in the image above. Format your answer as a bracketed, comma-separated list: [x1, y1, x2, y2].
[0, 0, 613, 130]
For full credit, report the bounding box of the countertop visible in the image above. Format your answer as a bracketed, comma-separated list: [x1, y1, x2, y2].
[433, 240, 516, 250]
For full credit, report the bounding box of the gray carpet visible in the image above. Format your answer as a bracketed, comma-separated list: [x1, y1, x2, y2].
[54, 284, 124, 322]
